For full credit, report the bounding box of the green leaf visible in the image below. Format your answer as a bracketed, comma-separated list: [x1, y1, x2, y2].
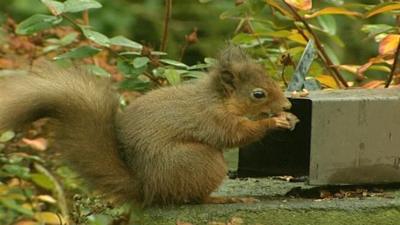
[151, 51, 167, 56]
[2, 164, 31, 179]
[183, 71, 206, 79]
[0, 199, 34, 216]
[110, 35, 142, 49]
[160, 59, 188, 69]
[119, 79, 150, 91]
[54, 46, 101, 60]
[0, 131, 15, 142]
[164, 69, 181, 85]
[133, 57, 150, 68]
[188, 63, 210, 70]
[204, 57, 217, 65]
[117, 60, 145, 78]
[86, 65, 111, 77]
[82, 28, 110, 47]
[43, 45, 60, 53]
[31, 173, 55, 190]
[60, 32, 78, 45]
[63, 0, 102, 13]
[119, 51, 141, 56]
[41, 0, 65, 15]
[16, 14, 62, 35]
[317, 15, 336, 35]
[361, 24, 394, 36]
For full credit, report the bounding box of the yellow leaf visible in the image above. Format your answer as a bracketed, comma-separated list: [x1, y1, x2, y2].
[259, 30, 293, 38]
[316, 75, 339, 89]
[365, 3, 400, 18]
[284, 0, 312, 10]
[335, 65, 360, 74]
[305, 7, 362, 18]
[379, 34, 400, 56]
[34, 212, 65, 225]
[287, 32, 307, 45]
[0, 184, 9, 194]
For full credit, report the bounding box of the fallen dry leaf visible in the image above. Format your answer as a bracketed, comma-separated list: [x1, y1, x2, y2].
[13, 220, 38, 225]
[22, 138, 48, 151]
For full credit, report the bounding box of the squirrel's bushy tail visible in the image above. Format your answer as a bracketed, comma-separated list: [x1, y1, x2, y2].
[0, 64, 137, 203]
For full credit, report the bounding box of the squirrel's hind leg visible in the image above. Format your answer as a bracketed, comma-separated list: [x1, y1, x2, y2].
[141, 143, 227, 205]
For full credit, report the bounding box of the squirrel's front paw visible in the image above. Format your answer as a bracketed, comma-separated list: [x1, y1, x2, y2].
[271, 116, 292, 129]
[283, 112, 300, 131]
[272, 112, 299, 130]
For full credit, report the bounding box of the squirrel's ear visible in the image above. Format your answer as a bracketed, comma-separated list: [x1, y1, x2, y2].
[219, 69, 236, 93]
[214, 45, 250, 95]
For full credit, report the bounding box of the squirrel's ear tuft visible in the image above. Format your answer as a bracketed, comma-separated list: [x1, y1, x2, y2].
[217, 45, 250, 68]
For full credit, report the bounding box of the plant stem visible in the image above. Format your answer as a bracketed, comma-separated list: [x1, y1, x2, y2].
[160, 0, 172, 52]
[283, 1, 348, 88]
[34, 163, 70, 225]
[385, 38, 400, 87]
[83, 10, 89, 25]
[179, 42, 188, 61]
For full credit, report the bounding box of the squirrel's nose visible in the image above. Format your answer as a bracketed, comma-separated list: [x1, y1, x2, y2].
[283, 100, 292, 111]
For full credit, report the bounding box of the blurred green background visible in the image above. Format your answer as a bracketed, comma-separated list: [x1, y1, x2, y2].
[0, 0, 395, 67]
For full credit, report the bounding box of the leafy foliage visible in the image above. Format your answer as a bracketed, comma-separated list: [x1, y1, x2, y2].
[1, 0, 400, 224]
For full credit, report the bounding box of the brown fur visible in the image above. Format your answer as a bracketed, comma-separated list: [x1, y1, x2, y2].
[0, 47, 295, 207]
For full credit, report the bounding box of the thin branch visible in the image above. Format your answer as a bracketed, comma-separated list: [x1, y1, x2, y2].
[283, 1, 348, 88]
[160, 0, 172, 52]
[385, 39, 400, 87]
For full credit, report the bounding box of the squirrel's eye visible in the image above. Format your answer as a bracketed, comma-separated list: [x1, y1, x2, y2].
[251, 88, 267, 100]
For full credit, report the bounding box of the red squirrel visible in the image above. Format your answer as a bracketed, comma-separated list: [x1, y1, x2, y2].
[0, 47, 298, 206]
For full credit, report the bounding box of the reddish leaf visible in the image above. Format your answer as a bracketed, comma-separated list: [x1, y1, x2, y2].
[284, 0, 312, 10]
[361, 80, 385, 89]
[379, 34, 400, 56]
